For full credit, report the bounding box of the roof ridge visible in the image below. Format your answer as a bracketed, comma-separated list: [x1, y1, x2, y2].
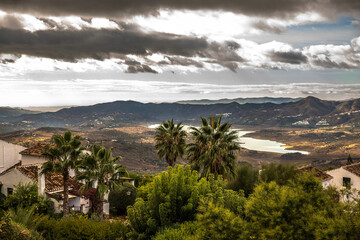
[343, 162, 360, 168]
[17, 163, 42, 168]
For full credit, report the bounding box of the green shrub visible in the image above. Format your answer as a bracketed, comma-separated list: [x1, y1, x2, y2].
[259, 163, 299, 186]
[37, 216, 129, 240]
[227, 163, 259, 196]
[152, 221, 199, 240]
[195, 200, 249, 240]
[109, 182, 137, 215]
[4, 182, 53, 215]
[0, 211, 42, 240]
[127, 165, 238, 239]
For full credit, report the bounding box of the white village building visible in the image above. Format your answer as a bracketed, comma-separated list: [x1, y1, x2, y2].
[326, 162, 360, 200]
[0, 140, 26, 174]
[0, 142, 135, 215]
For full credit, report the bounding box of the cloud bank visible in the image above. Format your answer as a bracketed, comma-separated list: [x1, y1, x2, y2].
[0, 0, 359, 18]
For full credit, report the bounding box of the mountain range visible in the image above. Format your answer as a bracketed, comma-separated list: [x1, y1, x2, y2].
[176, 97, 303, 105]
[1, 97, 360, 128]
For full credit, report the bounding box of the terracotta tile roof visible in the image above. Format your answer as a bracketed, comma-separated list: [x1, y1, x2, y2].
[344, 163, 360, 178]
[45, 172, 64, 192]
[19, 143, 49, 156]
[69, 179, 96, 200]
[17, 164, 39, 181]
[299, 166, 333, 181]
[16, 164, 64, 192]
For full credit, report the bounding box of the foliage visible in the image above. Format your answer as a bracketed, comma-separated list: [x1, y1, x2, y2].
[245, 174, 342, 240]
[41, 131, 83, 216]
[187, 115, 240, 178]
[0, 211, 43, 240]
[127, 165, 228, 239]
[154, 119, 187, 167]
[109, 182, 137, 216]
[76, 144, 128, 216]
[227, 163, 259, 196]
[0, 191, 6, 210]
[259, 163, 299, 185]
[4, 182, 53, 214]
[152, 221, 199, 240]
[36, 215, 129, 240]
[128, 173, 154, 188]
[195, 200, 248, 239]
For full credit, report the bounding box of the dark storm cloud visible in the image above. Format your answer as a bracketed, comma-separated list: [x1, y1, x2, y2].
[0, 58, 15, 64]
[252, 21, 284, 33]
[0, 27, 209, 61]
[200, 42, 244, 71]
[162, 56, 204, 68]
[126, 64, 158, 73]
[312, 57, 359, 69]
[0, 26, 245, 71]
[269, 51, 308, 64]
[0, 0, 359, 18]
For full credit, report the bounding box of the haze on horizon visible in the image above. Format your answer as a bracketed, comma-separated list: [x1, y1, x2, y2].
[0, 0, 359, 107]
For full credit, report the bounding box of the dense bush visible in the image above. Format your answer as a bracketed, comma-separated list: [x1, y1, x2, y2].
[127, 165, 232, 239]
[153, 172, 360, 240]
[37, 215, 129, 240]
[4, 182, 53, 214]
[260, 163, 299, 185]
[227, 163, 259, 196]
[152, 221, 199, 240]
[109, 182, 137, 215]
[0, 211, 42, 240]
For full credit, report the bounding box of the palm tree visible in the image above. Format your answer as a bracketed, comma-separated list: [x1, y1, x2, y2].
[187, 115, 240, 178]
[154, 119, 187, 167]
[41, 131, 83, 216]
[76, 145, 128, 217]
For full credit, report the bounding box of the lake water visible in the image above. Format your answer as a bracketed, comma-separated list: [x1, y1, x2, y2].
[148, 124, 309, 155]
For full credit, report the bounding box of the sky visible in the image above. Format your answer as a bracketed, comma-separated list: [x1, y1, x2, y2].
[0, 0, 359, 106]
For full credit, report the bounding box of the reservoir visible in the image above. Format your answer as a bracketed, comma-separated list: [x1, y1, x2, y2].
[148, 124, 309, 155]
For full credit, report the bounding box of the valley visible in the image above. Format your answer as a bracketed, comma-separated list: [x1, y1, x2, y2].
[0, 96, 359, 173]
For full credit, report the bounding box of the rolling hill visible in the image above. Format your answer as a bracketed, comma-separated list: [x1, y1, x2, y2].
[2, 97, 360, 128]
[176, 97, 302, 105]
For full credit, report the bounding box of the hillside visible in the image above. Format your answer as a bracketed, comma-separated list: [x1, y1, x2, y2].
[1, 97, 360, 130]
[0, 107, 38, 120]
[176, 97, 302, 105]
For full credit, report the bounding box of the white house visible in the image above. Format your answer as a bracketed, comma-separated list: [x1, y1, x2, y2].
[327, 162, 360, 200]
[0, 143, 134, 215]
[0, 162, 92, 214]
[18, 143, 47, 166]
[0, 140, 26, 174]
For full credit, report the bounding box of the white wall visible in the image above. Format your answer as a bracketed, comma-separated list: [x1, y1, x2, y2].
[21, 155, 46, 166]
[327, 168, 360, 190]
[0, 168, 33, 196]
[0, 140, 25, 173]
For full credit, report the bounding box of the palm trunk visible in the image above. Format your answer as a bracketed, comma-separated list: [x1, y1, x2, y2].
[97, 198, 104, 218]
[63, 168, 70, 216]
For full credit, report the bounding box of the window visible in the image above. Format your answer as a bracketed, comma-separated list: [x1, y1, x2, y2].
[343, 177, 351, 188]
[7, 188, 13, 195]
